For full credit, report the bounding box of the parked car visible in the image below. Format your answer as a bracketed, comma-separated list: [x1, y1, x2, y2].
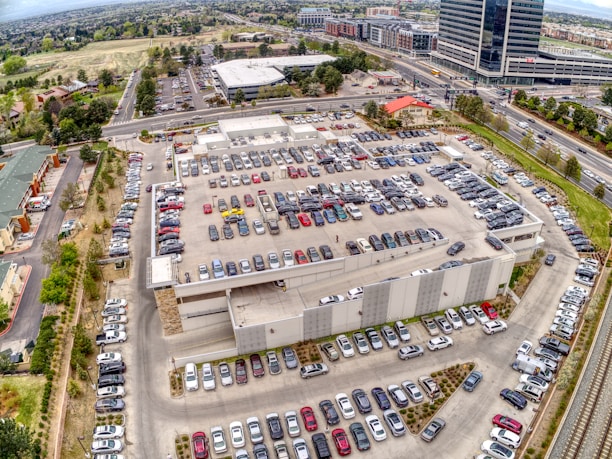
[420, 417, 446, 442]
[427, 336, 453, 351]
[462, 370, 483, 392]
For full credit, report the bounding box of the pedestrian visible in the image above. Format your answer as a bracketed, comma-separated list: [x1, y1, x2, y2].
[167, 454, 173, 459]
[335, 235, 339, 243]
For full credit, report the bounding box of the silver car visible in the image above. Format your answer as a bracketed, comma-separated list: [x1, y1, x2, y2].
[381, 326, 400, 348]
[382, 409, 406, 436]
[352, 332, 370, 354]
[401, 380, 424, 403]
[218, 362, 233, 386]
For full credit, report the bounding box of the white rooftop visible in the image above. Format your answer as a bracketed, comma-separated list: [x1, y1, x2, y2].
[212, 55, 335, 88]
[219, 115, 287, 135]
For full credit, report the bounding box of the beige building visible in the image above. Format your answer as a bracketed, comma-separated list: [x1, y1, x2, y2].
[0, 261, 22, 308]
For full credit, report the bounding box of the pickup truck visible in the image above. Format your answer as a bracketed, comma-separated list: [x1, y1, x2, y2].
[345, 203, 363, 220]
[96, 331, 127, 345]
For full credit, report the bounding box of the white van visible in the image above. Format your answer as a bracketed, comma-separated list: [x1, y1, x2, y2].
[184, 362, 199, 391]
[202, 363, 216, 391]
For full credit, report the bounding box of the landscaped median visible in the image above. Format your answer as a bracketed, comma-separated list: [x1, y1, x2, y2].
[464, 123, 611, 251]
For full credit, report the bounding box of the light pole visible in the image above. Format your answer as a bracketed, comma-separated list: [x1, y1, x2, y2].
[171, 357, 177, 375]
[76, 436, 91, 458]
[22, 257, 26, 266]
[85, 366, 96, 390]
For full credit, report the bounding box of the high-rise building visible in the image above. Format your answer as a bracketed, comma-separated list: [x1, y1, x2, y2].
[433, 0, 544, 80]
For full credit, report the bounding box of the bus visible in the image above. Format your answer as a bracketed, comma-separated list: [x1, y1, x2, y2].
[431, 68, 441, 77]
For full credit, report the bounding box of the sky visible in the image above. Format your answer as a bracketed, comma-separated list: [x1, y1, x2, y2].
[1, 0, 611, 23]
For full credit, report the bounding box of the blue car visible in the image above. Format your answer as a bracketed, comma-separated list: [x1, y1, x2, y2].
[323, 209, 337, 223]
[370, 203, 384, 215]
[311, 210, 325, 226]
[385, 156, 397, 167]
[412, 154, 424, 164]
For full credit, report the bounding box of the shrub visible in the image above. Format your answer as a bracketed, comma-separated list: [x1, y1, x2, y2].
[29, 316, 59, 375]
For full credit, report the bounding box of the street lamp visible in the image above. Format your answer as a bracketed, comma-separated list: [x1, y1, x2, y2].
[171, 357, 177, 375]
[76, 436, 91, 458]
[85, 366, 96, 390]
[22, 257, 26, 266]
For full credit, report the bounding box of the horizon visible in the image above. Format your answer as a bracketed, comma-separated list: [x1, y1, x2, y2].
[1, 0, 612, 24]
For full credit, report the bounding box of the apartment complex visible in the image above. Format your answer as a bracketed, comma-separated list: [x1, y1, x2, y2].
[297, 7, 332, 28]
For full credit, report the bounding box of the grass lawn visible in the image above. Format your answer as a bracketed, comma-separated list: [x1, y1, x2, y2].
[465, 124, 611, 251]
[0, 375, 46, 427]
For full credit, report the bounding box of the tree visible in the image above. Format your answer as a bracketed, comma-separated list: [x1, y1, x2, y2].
[520, 132, 535, 151]
[59, 183, 81, 211]
[582, 110, 598, 132]
[543, 96, 557, 111]
[88, 124, 102, 142]
[602, 87, 612, 106]
[492, 114, 509, 133]
[17, 87, 35, 113]
[234, 89, 245, 104]
[605, 125, 612, 143]
[258, 43, 270, 57]
[297, 39, 307, 55]
[593, 183, 605, 200]
[564, 155, 581, 180]
[322, 66, 343, 94]
[0, 298, 9, 331]
[79, 144, 98, 163]
[3, 55, 27, 75]
[77, 69, 88, 82]
[364, 100, 379, 119]
[572, 106, 586, 130]
[514, 90, 527, 104]
[0, 353, 17, 374]
[41, 238, 61, 266]
[554, 103, 569, 119]
[0, 92, 16, 126]
[98, 69, 113, 87]
[0, 417, 36, 456]
[331, 40, 340, 54]
[536, 142, 560, 166]
[41, 37, 54, 52]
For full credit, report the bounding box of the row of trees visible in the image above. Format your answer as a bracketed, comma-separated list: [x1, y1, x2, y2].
[514, 90, 612, 150]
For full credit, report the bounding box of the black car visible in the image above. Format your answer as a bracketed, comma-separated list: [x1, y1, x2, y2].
[447, 241, 465, 256]
[252, 254, 265, 271]
[158, 232, 179, 243]
[319, 400, 340, 425]
[99, 362, 126, 376]
[312, 433, 332, 459]
[286, 212, 300, 229]
[349, 422, 371, 451]
[209, 225, 219, 241]
[253, 444, 269, 459]
[222, 224, 234, 239]
[485, 236, 503, 250]
[371, 387, 391, 410]
[368, 234, 385, 251]
[98, 374, 125, 388]
[226, 261, 238, 276]
[319, 245, 334, 260]
[266, 413, 284, 440]
[500, 388, 527, 410]
[346, 241, 360, 256]
[351, 389, 372, 414]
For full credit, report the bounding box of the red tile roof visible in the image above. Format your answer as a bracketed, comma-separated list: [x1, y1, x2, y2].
[384, 95, 434, 114]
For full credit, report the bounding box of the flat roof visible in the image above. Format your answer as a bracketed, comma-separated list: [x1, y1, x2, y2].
[212, 55, 336, 88]
[219, 115, 287, 135]
[147, 255, 177, 288]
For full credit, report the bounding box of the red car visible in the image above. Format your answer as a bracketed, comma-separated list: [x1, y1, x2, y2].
[322, 198, 345, 209]
[297, 167, 308, 177]
[332, 428, 351, 456]
[158, 227, 180, 235]
[192, 431, 209, 459]
[235, 358, 248, 385]
[202, 203, 212, 214]
[316, 127, 328, 131]
[159, 202, 184, 211]
[257, 189, 267, 196]
[244, 194, 255, 207]
[249, 354, 265, 377]
[294, 250, 309, 265]
[251, 173, 261, 184]
[300, 406, 318, 432]
[352, 153, 368, 161]
[297, 213, 312, 227]
[287, 166, 298, 179]
[480, 302, 498, 320]
[492, 414, 523, 435]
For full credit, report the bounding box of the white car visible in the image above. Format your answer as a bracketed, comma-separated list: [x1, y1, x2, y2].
[555, 309, 579, 321]
[352, 332, 370, 354]
[335, 334, 355, 358]
[480, 440, 515, 459]
[238, 259, 252, 274]
[490, 427, 522, 449]
[282, 249, 294, 267]
[553, 316, 577, 329]
[516, 340, 532, 356]
[483, 320, 508, 335]
[444, 308, 463, 330]
[96, 385, 125, 399]
[103, 315, 128, 325]
[347, 287, 363, 300]
[401, 380, 424, 403]
[100, 323, 125, 332]
[101, 307, 126, 317]
[202, 363, 216, 391]
[184, 362, 199, 391]
[574, 275, 594, 287]
[469, 305, 489, 324]
[246, 417, 264, 444]
[91, 439, 123, 454]
[96, 352, 122, 365]
[198, 264, 210, 281]
[229, 421, 246, 448]
[565, 286, 589, 297]
[381, 325, 400, 348]
[268, 251, 281, 269]
[104, 298, 127, 308]
[427, 336, 454, 351]
[319, 295, 345, 306]
[519, 374, 550, 392]
[218, 362, 233, 386]
[211, 426, 227, 454]
[253, 220, 265, 235]
[93, 425, 125, 440]
[365, 415, 387, 441]
[458, 306, 476, 326]
[284, 410, 301, 438]
[394, 321, 411, 342]
[335, 393, 356, 419]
